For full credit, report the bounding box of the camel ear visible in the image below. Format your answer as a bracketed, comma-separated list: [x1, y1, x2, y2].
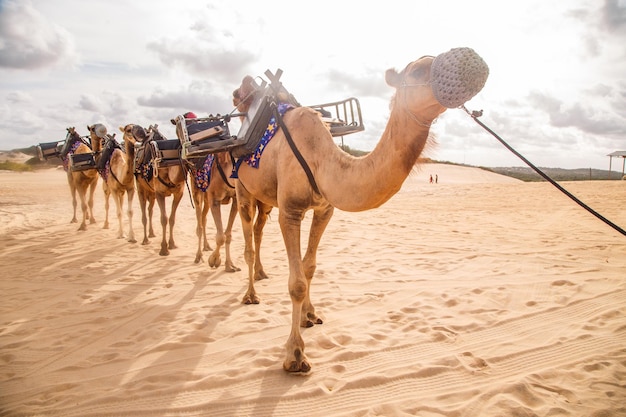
[385, 68, 402, 88]
[119, 126, 125, 133]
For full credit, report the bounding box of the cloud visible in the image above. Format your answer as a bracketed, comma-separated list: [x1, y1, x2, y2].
[137, 81, 234, 114]
[324, 69, 389, 98]
[79, 95, 103, 112]
[0, 0, 77, 70]
[5, 91, 33, 104]
[602, 0, 626, 32]
[146, 12, 259, 83]
[529, 90, 626, 136]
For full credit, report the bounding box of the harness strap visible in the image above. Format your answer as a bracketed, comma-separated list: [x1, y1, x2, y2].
[273, 107, 321, 196]
[215, 158, 235, 189]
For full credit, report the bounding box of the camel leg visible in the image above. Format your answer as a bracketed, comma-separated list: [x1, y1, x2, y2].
[77, 185, 89, 231]
[192, 188, 206, 263]
[156, 193, 169, 256]
[223, 197, 240, 272]
[102, 184, 110, 229]
[67, 174, 78, 224]
[253, 202, 272, 281]
[209, 198, 240, 272]
[167, 191, 183, 250]
[278, 208, 310, 373]
[114, 190, 125, 239]
[201, 194, 211, 252]
[237, 187, 260, 304]
[147, 195, 156, 238]
[300, 205, 333, 327]
[126, 187, 136, 243]
[208, 199, 223, 269]
[138, 190, 150, 245]
[87, 178, 97, 224]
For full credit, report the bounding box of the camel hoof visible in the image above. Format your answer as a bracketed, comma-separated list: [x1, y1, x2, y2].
[141, 239, 150, 245]
[225, 264, 241, 273]
[283, 352, 311, 373]
[254, 270, 269, 281]
[149, 232, 156, 238]
[71, 218, 78, 224]
[209, 252, 221, 268]
[159, 249, 169, 256]
[194, 256, 202, 264]
[242, 294, 260, 305]
[128, 238, 137, 244]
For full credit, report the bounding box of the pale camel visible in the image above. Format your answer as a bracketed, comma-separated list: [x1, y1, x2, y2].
[88, 124, 137, 243]
[118, 124, 156, 245]
[185, 152, 241, 272]
[63, 127, 99, 231]
[232, 51, 487, 372]
[119, 124, 185, 255]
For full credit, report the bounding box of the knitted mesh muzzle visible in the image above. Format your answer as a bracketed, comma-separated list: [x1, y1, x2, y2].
[431, 47, 489, 108]
[94, 124, 107, 139]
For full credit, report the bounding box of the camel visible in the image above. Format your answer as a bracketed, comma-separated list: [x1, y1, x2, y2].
[88, 124, 137, 243]
[61, 127, 99, 231]
[172, 113, 242, 271]
[186, 152, 241, 272]
[119, 124, 185, 255]
[231, 48, 488, 372]
[117, 124, 156, 245]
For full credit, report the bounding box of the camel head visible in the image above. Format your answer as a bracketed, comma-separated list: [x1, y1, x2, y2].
[119, 124, 148, 147]
[65, 126, 81, 142]
[232, 75, 260, 115]
[385, 47, 488, 126]
[87, 124, 107, 151]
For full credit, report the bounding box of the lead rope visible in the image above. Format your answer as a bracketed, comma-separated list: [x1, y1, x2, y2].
[461, 105, 626, 237]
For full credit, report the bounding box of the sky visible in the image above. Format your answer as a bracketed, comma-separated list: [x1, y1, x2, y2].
[1, 0, 625, 170]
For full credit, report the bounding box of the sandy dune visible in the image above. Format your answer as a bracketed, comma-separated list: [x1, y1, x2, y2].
[1, 163, 625, 417]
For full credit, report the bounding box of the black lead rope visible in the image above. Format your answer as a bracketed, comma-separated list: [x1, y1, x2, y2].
[462, 106, 626, 237]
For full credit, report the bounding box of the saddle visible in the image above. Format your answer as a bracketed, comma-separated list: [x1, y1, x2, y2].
[69, 152, 97, 171]
[37, 141, 63, 161]
[97, 134, 122, 171]
[176, 69, 364, 162]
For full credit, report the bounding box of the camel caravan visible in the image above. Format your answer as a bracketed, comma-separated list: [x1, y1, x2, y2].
[37, 47, 489, 372]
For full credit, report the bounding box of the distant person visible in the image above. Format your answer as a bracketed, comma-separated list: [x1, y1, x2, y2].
[429, 174, 433, 184]
[435, 174, 438, 184]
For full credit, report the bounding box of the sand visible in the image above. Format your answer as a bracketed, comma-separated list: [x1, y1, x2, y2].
[1, 163, 625, 417]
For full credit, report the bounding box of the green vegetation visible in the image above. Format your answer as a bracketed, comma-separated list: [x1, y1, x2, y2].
[481, 166, 624, 182]
[0, 161, 33, 172]
[338, 144, 369, 157]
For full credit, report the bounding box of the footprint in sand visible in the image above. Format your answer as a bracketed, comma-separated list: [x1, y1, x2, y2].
[430, 325, 458, 343]
[458, 351, 489, 373]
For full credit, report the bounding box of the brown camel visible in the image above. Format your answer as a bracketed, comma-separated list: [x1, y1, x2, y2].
[88, 124, 137, 243]
[232, 49, 488, 372]
[186, 152, 241, 272]
[62, 127, 99, 231]
[87, 124, 114, 230]
[119, 124, 185, 255]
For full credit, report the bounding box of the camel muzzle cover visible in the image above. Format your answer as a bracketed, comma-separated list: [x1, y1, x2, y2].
[431, 47, 489, 108]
